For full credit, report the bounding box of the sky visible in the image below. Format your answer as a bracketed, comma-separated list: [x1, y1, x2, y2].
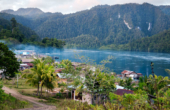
[0, 0, 170, 14]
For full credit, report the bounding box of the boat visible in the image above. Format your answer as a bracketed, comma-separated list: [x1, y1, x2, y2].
[54, 56, 59, 59]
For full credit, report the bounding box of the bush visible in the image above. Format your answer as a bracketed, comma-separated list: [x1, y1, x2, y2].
[55, 93, 63, 98]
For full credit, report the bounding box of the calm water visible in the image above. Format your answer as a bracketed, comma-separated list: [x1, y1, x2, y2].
[43, 49, 170, 77]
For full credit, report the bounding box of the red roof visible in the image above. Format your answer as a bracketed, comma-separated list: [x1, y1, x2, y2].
[121, 70, 136, 75]
[115, 89, 134, 96]
[115, 82, 119, 85]
[121, 70, 128, 74]
[26, 63, 33, 67]
[55, 68, 64, 73]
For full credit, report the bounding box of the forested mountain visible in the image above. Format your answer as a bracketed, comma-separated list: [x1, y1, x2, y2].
[34, 3, 170, 45]
[0, 18, 65, 48]
[100, 29, 170, 53]
[64, 34, 101, 49]
[0, 13, 32, 29]
[0, 17, 37, 38]
[159, 6, 170, 16]
[127, 29, 170, 53]
[1, 3, 170, 49]
[0, 18, 11, 28]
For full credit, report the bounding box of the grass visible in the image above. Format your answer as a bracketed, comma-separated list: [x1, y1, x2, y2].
[3, 78, 48, 97]
[2, 78, 93, 110]
[39, 98, 92, 110]
[0, 89, 32, 110]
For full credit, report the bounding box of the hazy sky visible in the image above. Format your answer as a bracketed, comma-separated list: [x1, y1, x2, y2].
[0, 0, 170, 14]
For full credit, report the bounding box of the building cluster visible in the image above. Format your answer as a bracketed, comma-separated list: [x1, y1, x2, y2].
[54, 64, 138, 105]
[12, 50, 143, 105]
[117, 70, 143, 80]
[15, 50, 47, 71]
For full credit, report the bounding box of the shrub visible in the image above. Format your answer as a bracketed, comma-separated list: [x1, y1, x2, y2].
[55, 93, 63, 98]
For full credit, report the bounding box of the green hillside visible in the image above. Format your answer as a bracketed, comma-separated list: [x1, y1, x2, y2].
[35, 3, 170, 44]
[0, 17, 37, 39]
[101, 29, 170, 53]
[127, 29, 170, 52]
[64, 34, 101, 49]
[1, 3, 170, 47]
[159, 6, 170, 16]
[1, 3, 170, 50]
[0, 18, 65, 48]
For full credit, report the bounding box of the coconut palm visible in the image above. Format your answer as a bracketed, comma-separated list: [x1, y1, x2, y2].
[33, 59, 56, 96]
[147, 75, 170, 96]
[40, 63, 56, 95]
[31, 59, 45, 96]
[23, 58, 57, 96]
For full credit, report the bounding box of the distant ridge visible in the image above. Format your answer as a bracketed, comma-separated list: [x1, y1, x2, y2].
[1, 3, 170, 49]
[1, 8, 53, 19]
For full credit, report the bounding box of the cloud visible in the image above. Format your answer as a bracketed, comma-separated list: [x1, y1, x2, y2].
[47, 0, 100, 14]
[0, 0, 170, 14]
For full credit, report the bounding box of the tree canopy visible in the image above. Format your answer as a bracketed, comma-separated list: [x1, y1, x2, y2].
[0, 43, 20, 79]
[0, 18, 65, 48]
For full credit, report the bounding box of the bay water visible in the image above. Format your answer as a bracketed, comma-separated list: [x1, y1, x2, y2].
[44, 49, 170, 77]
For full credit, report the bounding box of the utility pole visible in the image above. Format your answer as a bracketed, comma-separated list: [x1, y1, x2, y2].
[17, 74, 18, 88]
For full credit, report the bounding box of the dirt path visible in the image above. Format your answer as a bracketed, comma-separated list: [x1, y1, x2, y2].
[2, 86, 56, 110]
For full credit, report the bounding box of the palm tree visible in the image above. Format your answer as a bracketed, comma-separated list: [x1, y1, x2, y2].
[23, 58, 57, 96]
[147, 75, 170, 96]
[138, 75, 170, 109]
[31, 59, 45, 96]
[40, 64, 56, 95]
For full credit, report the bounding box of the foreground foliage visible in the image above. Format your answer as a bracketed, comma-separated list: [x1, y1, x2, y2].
[0, 42, 20, 79]
[0, 81, 31, 110]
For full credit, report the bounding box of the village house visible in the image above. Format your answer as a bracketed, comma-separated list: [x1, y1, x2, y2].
[20, 64, 29, 70]
[51, 64, 135, 105]
[0, 69, 4, 78]
[21, 59, 34, 64]
[56, 73, 68, 83]
[15, 50, 36, 59]
[70, 84, 126, 105]
[72, 62, 86, 68]
[26, 63, 34, 68]
[19, 59, 34, 71]
[71, 90, 92, 105]
[121, 70, 142, 79]
[55, 68, 67, 83]
[115, 89, 134, 96]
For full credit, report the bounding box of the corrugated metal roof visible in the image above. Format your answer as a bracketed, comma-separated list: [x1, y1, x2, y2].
[26, 63, 33, 67]
[0, 69, 4, 74]
[22, 59, 34, 63]
[20, 64, 29, 67]
[55, 68, 64, 73]
[57, 73, 72, 79]
[116, 85, 124, 89]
